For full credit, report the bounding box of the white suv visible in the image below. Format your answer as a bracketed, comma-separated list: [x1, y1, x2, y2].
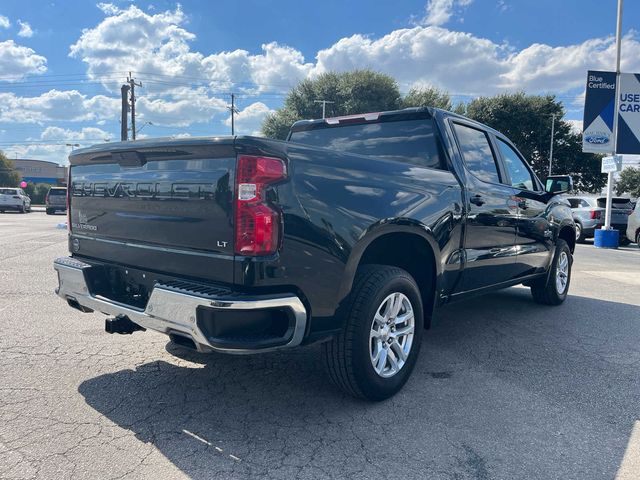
[0, 187, 31, 213]
[627, 201, 640, 247]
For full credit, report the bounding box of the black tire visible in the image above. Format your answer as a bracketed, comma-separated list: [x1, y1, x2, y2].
[531, 239, 572, 305]
[575, 222, 586, 243]
[619, 236, 631, 246]
[636, 231, 640, 249]
[322, 265, 424, 401]
[46, 208, 53, 215]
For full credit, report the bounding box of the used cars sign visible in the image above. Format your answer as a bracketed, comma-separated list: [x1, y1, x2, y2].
[616, 73, 640, 154]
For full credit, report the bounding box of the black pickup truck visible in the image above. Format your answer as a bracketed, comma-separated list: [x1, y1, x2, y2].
[54, 107, 576, 400]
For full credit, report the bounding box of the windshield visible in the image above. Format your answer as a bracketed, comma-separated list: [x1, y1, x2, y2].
[48, 189, 67, 195]
[0, 189, 18, 195]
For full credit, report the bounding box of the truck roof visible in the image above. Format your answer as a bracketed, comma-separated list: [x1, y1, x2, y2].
[289, 106, 508, 140]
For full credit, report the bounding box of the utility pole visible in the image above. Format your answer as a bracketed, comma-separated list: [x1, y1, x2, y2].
[127, 72, 142, 140]
[227, 93, 239, 135]
[120, 84, 130, 141]
[548, 114, 556, 176]
[314, 100, 335, 119]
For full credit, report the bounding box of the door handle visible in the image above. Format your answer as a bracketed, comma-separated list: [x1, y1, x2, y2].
[469, 194, 485, 206]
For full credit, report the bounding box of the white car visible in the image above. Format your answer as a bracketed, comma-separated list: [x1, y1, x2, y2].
[627, 201, 640, 247]
[0, 187, 31, 213]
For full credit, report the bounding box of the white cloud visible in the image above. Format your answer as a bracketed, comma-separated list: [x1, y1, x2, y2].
[96, 3, 121, 15]
[0, 90, 119, 123]
[69, 5, 311, 94]
[312, 27, 640, 97]
[17, 20, 34, 38]
[0, 40, 47, 81]
[565, 119, 582, 134]
[135, 89, 228, 126]
[40, 126, 112, 142]
[223, 102, 275, 135]
[3, 126, 113, 163]
[422, 0, 474, 26]
[0, 15, 10, 29]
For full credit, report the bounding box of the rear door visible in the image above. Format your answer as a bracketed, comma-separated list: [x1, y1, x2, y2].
[451, 121, 519, 291]
[69, 141, 237, 283]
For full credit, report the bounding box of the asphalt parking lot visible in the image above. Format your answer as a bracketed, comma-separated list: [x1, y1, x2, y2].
[0, 211, 639, 479]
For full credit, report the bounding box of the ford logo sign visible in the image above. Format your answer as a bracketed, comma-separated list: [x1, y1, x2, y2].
[585, 134, 610, 145]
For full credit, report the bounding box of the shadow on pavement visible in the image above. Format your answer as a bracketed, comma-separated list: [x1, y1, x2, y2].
[78, 288, 640, 479]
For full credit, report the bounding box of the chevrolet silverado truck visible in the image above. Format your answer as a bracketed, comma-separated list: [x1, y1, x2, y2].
[54, 107, 576, 400]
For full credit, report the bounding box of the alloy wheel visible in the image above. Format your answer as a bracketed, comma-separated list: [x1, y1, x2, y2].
[369, 292, 415, 378]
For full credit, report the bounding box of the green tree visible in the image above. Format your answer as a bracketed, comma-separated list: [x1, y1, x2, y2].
[262, 70, 402, 139]
[0, 151, 21, 187]
[23, 183, 51, 204]
[464, 93, 605, 192]
[615, 167, 640, 197]
[402, 86, 452, 110]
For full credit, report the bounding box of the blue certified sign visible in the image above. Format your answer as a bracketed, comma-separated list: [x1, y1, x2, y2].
[582, 70, 616, 154]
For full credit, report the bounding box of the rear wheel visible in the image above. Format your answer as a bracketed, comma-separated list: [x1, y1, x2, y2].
[46, 208, 53, 215]
[322, 265, 424, 401]
[636, 231, 640, 248]
[575, 222, 585, 243]
[619, 236, 631, 246]
[531, 239, 572, 305]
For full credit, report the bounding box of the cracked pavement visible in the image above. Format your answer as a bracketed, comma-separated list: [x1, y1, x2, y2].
[0, 212, 639, 479]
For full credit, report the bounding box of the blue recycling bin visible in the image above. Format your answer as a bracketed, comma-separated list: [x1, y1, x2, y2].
[594, 229, 619, 249]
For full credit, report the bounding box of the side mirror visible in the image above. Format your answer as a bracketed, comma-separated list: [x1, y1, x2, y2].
[545, 175, 574, 195]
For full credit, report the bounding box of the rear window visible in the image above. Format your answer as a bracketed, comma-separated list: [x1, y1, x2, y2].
[48, 188, 67, 195]
[597, 198, 633, 209]
[0, 188, 17, 195]
[289, 119, 446, 170]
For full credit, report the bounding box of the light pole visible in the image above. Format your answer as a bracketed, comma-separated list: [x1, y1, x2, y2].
[548, 114, 556, 176]
[604, 0, 624, 232]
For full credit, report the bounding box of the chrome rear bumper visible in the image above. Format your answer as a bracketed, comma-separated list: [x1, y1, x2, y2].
[53, 257, 308, 354]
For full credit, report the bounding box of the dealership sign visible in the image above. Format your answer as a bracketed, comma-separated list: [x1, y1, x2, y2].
[582, 71, 616, 153]
[583, 70, 640, 155]
[616, 73, 640, 154]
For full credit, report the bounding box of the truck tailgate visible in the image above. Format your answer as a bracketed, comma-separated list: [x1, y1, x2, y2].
[69, 140, 236, 284]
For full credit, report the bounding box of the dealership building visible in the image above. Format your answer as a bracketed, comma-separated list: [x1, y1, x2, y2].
[13, 159, 68, 186]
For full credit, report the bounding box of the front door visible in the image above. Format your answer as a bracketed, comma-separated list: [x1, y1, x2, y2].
[494, 136, 553, 276]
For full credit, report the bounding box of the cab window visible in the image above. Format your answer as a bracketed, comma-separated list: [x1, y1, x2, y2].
[453, 123, 501, 184]
[497, 138, 536, 191]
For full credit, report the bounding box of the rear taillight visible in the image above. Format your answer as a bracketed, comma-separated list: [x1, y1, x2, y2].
[45, 194, 49, 203]
[590, 210, 602, 220]
[234, 155, 286, 256]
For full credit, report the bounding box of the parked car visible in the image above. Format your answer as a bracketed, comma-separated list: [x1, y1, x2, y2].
[627, 201, 640, 247]
[54, 107, 576, 400]
[565, 195, 633, 244]
[0, 187, 31, 213]
[46, 187, 67, 215]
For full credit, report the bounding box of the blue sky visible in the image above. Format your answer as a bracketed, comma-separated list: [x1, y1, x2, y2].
[1, 0, 639, 164]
